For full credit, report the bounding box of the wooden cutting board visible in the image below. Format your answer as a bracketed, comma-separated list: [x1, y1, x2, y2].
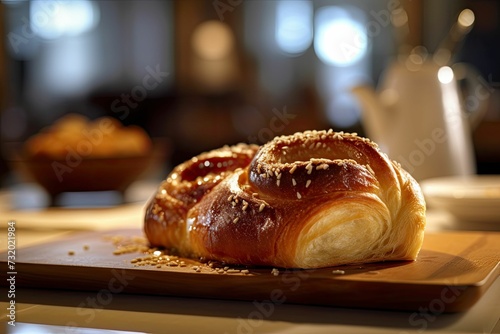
[1, 229, 499, 312]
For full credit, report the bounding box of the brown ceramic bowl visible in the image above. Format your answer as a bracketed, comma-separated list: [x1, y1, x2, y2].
[6, 138, 169, 201]
[17, 154, 154, 197]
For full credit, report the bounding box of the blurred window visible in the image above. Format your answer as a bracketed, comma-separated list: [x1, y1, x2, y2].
[314, 6, 368, 67]
[30, 0, 99, 40]
[275, 0, 313, 56]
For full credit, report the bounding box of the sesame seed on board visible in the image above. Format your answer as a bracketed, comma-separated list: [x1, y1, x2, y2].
[106, 235, 252, 275]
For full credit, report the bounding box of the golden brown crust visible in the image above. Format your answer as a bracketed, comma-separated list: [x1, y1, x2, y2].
[144, 130, 426, 268]
[144, 144, 259, 254]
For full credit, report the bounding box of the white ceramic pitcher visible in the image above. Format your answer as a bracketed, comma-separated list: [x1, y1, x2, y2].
[351, 57, 490, 181]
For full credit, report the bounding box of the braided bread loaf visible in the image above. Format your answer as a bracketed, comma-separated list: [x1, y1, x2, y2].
[144, 130, 426, 268]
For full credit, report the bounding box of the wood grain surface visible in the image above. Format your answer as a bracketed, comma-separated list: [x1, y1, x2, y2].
[1, 229, 499, 312]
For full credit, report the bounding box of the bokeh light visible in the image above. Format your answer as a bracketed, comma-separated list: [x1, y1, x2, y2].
[275, 1, 313, 56]
[314, 6, 367, 67]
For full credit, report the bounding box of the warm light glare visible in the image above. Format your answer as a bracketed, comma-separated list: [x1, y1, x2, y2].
[458, 9, 475, 28]
[191, 20, 234, 60]
[438, 66, 454, 84]
[314, 7, 367, 66]
[391, 8, 408, 28]
[30, 0, 99, 40]
[275, 1, 313, 55]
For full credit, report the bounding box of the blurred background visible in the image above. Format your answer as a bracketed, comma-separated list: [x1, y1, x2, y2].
[0, 0, 499, 190]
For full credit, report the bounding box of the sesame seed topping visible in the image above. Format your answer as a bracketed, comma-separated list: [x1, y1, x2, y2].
[316, 163, 329, 170]
[332, 270, 345, 275]
[228, 195, 234, 202]
[233, 217, 239, 224]
[271, 268, 280, 276]
[306, 180, 311, 188]
[259, 203, 265, 212]
[276, 179, 280, 186]
[297, 192, 302, 199]
[289, 165, 297, 174]
[306, 165, 313, 175]
[292, 178, 297, 186]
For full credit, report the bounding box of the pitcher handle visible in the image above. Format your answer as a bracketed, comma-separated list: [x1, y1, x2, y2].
[452, 63, 492, 129]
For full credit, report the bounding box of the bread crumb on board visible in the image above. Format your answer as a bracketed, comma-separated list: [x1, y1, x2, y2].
[104, 234, 253, 275]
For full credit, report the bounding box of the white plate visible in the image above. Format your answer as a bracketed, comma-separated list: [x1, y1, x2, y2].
[421, 175, 500, 223]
